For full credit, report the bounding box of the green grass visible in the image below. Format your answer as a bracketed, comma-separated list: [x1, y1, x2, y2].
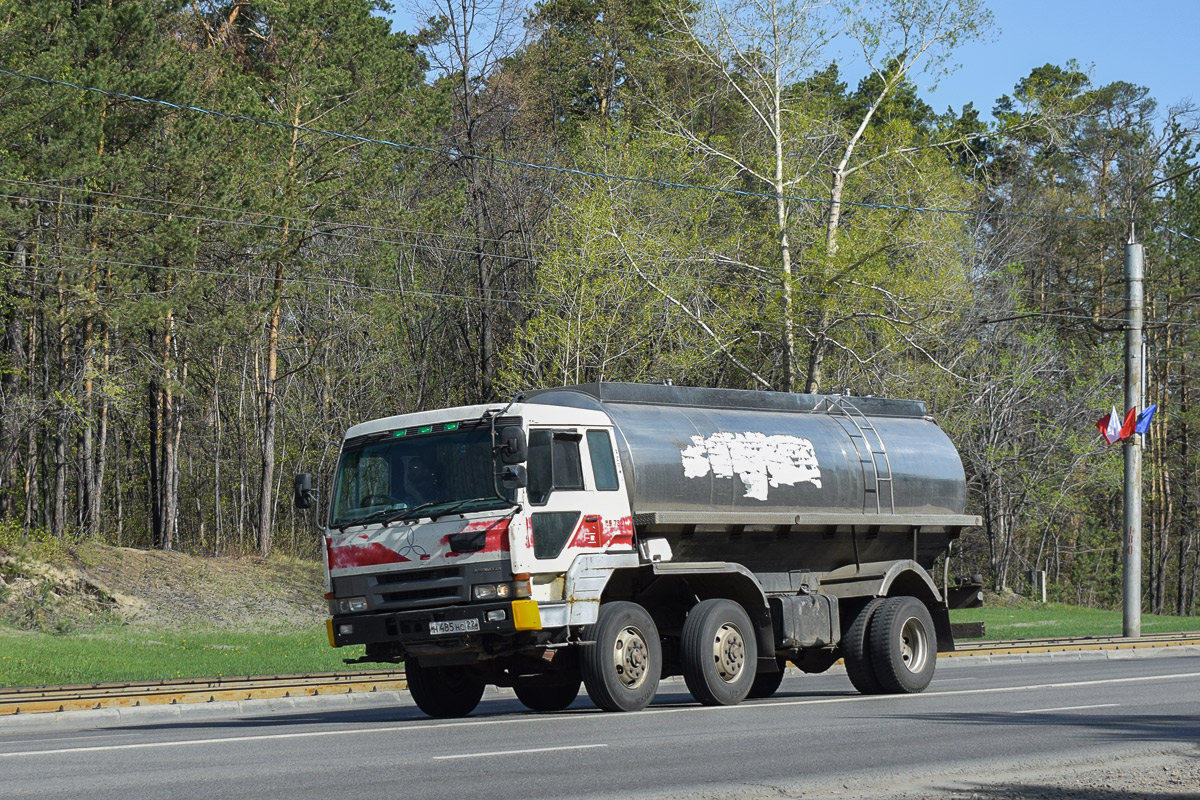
[0, 625, 371, 688]
[6, 601, 1200, 687]
[949, 602, 1200, 640]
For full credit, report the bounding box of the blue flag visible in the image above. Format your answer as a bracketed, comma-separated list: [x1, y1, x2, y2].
[1135, 404, 1158, 435]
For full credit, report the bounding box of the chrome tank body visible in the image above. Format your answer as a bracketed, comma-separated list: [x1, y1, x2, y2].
[523, 383, 974, 576]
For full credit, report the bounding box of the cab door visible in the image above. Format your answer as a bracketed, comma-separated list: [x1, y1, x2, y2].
[511, 427, 632, 576]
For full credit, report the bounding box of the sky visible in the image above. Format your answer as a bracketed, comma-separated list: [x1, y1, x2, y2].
[913, 0, 1198, 117]
[386, 1, 1198, 118]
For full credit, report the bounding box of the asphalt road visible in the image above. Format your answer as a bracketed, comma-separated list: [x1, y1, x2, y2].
[3, 651, 1199, 800]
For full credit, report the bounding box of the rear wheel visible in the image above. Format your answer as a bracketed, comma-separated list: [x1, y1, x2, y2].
[405, 658, 486, 718]
[581, 601, 661, 712]
[867, 596, 937, 693]
[842, 597, 886, 695]
[513, 675, 582, 712]
[746, 658, 787, 699]
[681, 598, 758, 706]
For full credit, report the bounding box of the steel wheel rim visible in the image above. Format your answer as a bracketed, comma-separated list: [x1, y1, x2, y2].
[711, 622, 747, 683]
[613, 625, 650, 689]
[899, 616, 929, 674]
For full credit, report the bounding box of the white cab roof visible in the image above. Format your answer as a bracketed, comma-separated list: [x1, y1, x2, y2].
[343, 402, 613, 441]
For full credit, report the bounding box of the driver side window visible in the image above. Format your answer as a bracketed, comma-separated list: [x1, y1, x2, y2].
[527, 430, 584, 506]
[340, 452, 392, 508]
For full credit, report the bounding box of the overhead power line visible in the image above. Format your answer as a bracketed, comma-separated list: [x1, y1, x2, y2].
[0, 177, 548, 256]
[0, 66, 1137, 226]
[7, 245, 1175, 331]
[0, 186, 1167, 322]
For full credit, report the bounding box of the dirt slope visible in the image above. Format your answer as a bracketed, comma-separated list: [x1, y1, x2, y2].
[1, 542, 326, 631]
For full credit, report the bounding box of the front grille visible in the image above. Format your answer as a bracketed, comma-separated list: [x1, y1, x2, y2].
[367, 566, 468, 610]
[375, 567, 459, 585]
[332, 560, 513, 615]
[381, 586, 461, 605]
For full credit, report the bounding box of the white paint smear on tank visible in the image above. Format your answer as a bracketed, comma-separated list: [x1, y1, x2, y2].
[680, 432, 822, 500]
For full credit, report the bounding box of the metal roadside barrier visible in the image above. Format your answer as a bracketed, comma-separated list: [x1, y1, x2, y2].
[0, 671, 408, 716]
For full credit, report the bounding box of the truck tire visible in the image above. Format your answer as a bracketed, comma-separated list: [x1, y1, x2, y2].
[842, 597, 886, 695]
[405, 657, 486, 718]
[581, 601, 662, 712]
[513, 675, 582, 712]
[746, 658, 787, 699]
[681, 598, 758, 706]
[867, 596, 937, 694]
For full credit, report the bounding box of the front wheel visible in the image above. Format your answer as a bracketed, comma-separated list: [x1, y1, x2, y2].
[581, 601, 662, 712]
[681, 598, 758, 706]
[405, 658, 486, 718]
[513, 675, 582, 712]
[867, 596, 937, 694]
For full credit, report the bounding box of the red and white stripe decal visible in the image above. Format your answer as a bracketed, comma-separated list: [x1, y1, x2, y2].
[567, 515, 634, 550]
[441, 518, 511, 557]
[326, 518, 511, 571]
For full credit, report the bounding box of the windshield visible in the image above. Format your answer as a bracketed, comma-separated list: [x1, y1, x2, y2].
[329, 423, 516, 528]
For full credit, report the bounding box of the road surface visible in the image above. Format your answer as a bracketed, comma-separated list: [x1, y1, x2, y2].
[3, 650, 1198, 799]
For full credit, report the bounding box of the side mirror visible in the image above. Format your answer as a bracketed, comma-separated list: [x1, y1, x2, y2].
[501, 464, 528, 490]
[293, 473, 315, 509]
[498, 426, 527, 465]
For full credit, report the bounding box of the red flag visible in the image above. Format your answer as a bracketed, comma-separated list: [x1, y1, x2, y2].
[1118, 407, 1137, 441]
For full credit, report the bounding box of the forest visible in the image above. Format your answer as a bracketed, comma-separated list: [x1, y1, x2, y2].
[0, 0, 1197, 614]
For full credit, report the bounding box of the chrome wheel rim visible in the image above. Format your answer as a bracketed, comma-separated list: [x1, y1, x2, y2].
[711, 622, 747, 683]
[613, 625, 649, 689]
[899, 616, 929, 674]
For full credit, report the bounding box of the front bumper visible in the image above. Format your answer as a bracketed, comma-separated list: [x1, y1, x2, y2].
[327, 598, 542, 648]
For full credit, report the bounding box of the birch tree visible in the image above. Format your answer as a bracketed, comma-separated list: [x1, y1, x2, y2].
[658, 0, 989, 392]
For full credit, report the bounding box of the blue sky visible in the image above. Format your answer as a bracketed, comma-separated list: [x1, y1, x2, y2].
[915, 0, 1197, 116]
[387, 1, 1196, 116]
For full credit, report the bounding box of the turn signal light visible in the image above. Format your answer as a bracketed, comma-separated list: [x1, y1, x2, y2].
[473, 583, 512, 600]
[326, 619, 337, 648]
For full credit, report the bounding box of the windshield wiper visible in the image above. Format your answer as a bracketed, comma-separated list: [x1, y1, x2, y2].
[335, 505, 411, 532]
[422, 497, 503, 519]
[381, 501, 439, 525]
[337, 497, 511, 530]
[386, 497, 507, 524]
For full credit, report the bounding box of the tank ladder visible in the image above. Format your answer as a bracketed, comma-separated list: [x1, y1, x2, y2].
[821, 396, 895, 515]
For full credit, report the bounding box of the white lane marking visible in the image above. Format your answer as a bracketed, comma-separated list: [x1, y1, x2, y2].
[1013, 703, 1120, 714]
[2, 732, 141, 744]
[1, 728, 389, 757]
[433, 743, 606, 761]
[4, 670, 1200, 758]
[713, 670, 1200, 714]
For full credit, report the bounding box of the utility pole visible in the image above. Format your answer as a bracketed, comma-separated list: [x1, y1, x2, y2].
[1118, 165, 1200, 634]
[1123, 233, 1144, 638]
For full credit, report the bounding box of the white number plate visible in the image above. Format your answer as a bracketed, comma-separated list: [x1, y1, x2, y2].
[430, 618, 480, 635]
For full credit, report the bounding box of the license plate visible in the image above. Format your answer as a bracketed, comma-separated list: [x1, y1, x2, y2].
[429, 618, 480, 636]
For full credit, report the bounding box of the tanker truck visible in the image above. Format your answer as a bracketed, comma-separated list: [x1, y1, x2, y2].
[293, 382, 979, 718]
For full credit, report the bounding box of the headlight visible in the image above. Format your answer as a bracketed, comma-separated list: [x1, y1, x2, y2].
[473, 583, 512, 600]
[333, 596, 368, 614]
